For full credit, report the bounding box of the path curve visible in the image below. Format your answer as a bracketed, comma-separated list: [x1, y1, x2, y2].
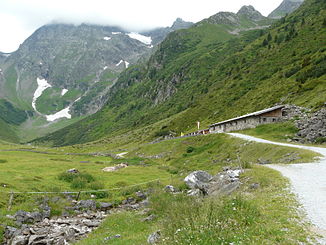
[228, 133, 326, 234]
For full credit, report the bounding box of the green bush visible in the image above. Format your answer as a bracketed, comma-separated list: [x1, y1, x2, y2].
[316, 137, 326, 144]
[58, 172, 95, 183]
[0, 159, 7, 163]
[57, 171, 103, 190]
[186, 146, 195, 153]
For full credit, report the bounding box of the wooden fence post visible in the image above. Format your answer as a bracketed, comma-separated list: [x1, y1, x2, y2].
[76, 191, 81, 201]
[7, 192, 14, 211]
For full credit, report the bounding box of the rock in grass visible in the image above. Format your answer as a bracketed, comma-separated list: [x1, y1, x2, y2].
[67, 168, 79, 174]
[74, 200, 97, 210]
[99, 202, 113, 211]
[147, 230, 161, 244]
[184, 171, 212, 190]
[164, 185, 176, 193]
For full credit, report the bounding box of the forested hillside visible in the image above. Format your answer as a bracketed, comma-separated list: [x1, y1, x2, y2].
[35, 0, 326, 146]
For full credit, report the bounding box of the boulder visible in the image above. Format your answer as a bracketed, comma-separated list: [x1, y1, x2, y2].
[147, 230, 161, 244]
[102, 163, 128, 172]
[135, 191, 147, 199]
[184, 171, 212, 191]
[74, 200, 96, 210]
[164, 185, 176, 193]
[99, 202, 113, 211]
[185, 169, 243, 197]
[67, 168, 79, 174]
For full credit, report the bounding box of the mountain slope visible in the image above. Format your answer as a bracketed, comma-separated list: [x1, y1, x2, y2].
[268, 0, 304, 19]
[30, 5, 291, 146]
[0, 20, 192, 142]
[34, 0, 325, 147]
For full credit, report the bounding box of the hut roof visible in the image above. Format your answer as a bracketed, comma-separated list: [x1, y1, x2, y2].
[210, 105, 284, 127]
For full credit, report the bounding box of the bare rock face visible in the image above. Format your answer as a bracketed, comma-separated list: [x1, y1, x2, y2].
[268, 0, 304, 19]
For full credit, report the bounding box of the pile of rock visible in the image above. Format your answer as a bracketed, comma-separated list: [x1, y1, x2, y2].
[102, 163, 128, 172]
[4, 211, 107, 245]
[281, 104, 309, 121]
[3, 190, 148, 245]
[295, 108, 326, 143]
[184, 168, 243, 196]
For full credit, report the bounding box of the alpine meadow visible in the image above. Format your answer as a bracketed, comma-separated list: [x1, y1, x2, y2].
[0, 0, 325, 244]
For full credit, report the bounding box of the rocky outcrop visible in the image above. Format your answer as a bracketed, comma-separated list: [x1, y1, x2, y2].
[268, 0, 304, 19]
[184, 168, 243, 196]
[102, 163, 128, 172]
[237, 5, 265, 21]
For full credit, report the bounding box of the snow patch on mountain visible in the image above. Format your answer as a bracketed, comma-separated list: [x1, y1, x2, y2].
[112, 32, 122, 35]
[116, 60, 124, 66]
[61, 89, 68, 96]
[103, 36, 111, 41]
[74, 97, 81, 102]
[32, 78, 52, 112]
[127, 32, 152, 45]
[116, 60, 129, 68]
[103, 66, 108, 70]
[46, 107, 71, 122]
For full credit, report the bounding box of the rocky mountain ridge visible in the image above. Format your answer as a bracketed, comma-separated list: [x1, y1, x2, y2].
[268, 0, 305, 19]
[0, 19, 193, 142]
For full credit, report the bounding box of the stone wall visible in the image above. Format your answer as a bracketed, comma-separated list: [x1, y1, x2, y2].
[295, 108, 326, 143]
[209, 115, 282, 133]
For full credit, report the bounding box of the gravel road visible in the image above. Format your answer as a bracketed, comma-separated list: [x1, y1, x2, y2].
[228, 133, 326, 240]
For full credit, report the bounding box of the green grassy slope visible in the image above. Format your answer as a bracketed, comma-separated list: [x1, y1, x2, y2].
[1, 133, 319, 244]
[0, 119, 19, 143]
[35, 0, 326, 146]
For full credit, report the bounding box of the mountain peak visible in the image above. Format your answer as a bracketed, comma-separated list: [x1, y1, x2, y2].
[237, 5, 265, 21]
[171, 18, 193, 30]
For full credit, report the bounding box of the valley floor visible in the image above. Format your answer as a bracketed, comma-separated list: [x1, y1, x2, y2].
[0, 133, 324, 244]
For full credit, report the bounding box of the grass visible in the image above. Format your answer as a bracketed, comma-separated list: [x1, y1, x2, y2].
[77, 165, 317, 245]
[239, 121, 299, 142]
[239, 121, 326, 147]
[0, 132, 321, 244]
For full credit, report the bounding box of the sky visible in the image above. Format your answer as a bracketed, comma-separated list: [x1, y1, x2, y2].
[0, 0, 283, 53]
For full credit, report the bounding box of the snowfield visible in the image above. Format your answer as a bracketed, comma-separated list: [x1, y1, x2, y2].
[61, 89, 68, 96]
[103, 36, 111, 41]
[127, 32, 152, 45]
[46, 107, 71, 122]
[32, 78, 52, 112]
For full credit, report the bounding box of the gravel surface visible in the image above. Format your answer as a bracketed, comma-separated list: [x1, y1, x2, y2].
[228, 133, 326, 239]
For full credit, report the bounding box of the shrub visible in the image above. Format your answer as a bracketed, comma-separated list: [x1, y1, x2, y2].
[186, 146, 195, 153]
[0, 159, 7, 163]
[316, 137, 326, 144]
[58, 172, 95, 183]
[57, 171, 102, 190]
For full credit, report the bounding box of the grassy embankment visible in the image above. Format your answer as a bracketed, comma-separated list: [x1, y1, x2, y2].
[0, 133, 321, 244]
[239, 121, 326, 147]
